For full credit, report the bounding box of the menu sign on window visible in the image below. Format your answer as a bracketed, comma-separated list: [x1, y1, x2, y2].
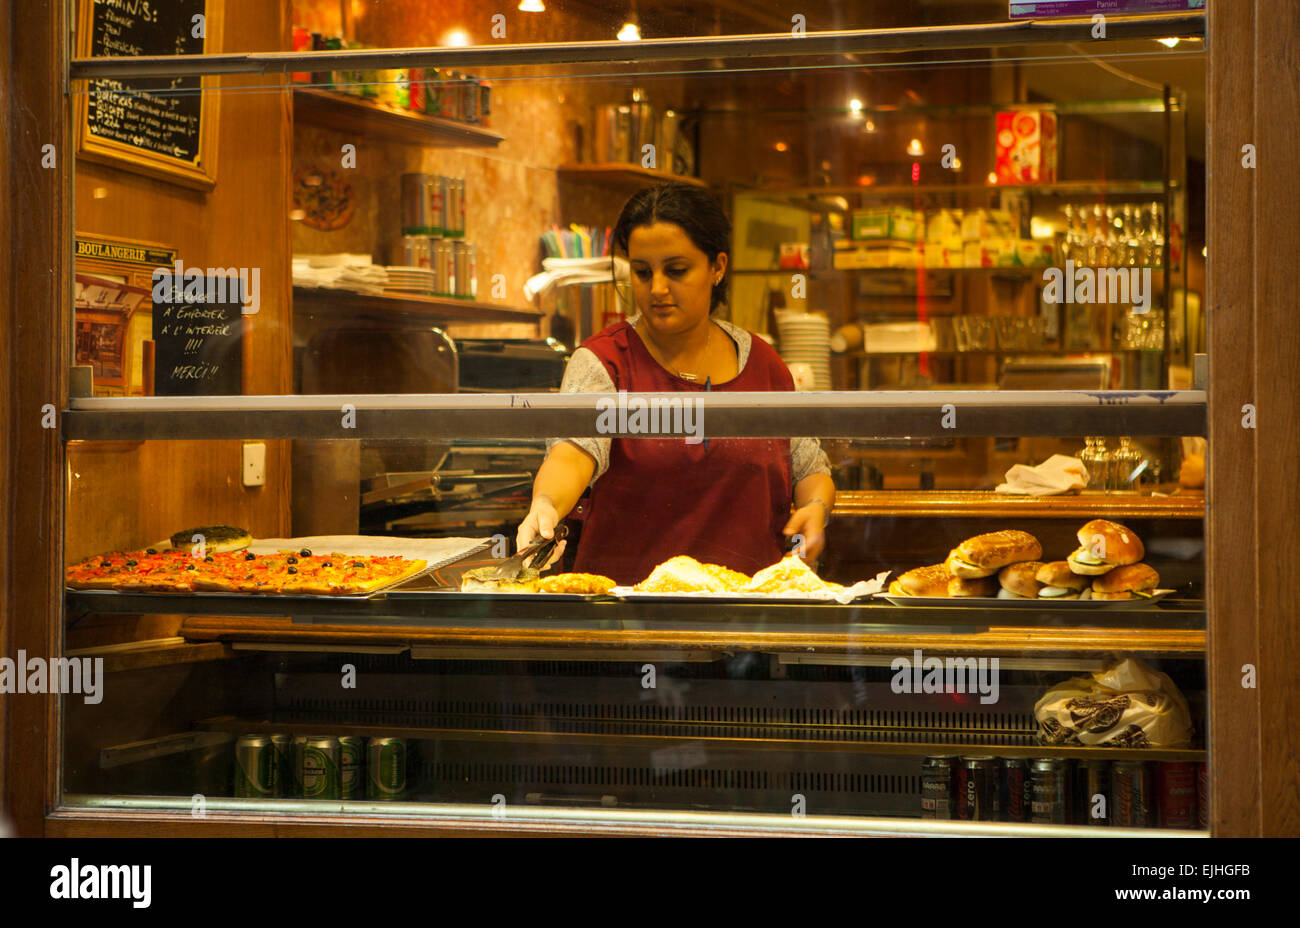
[152, 276, 243, 396]
[1010, 0, 1204, 16]
[75, 0, 221, 189]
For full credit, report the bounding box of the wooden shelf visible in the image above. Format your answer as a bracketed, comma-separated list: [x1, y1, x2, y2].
[292, 87, 504, 148]
[293, 285, 541, 324]
[558, 163, 706, 188]
[834, 490, 1204, 520]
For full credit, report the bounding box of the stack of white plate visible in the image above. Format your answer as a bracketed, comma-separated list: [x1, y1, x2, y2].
[776, 311, 832, 389]
[384, 265, 435, 296]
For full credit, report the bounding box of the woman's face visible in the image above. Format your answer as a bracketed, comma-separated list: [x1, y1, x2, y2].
[627, 221, 726, 335]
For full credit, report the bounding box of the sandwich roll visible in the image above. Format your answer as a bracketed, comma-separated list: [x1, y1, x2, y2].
[948, 576, 997, 598]
[1035, 561, 1091, 598]
[998, 561, 1046, 599]
[1068, 519, 1145, 575]
[946, 530, 1042, 578]
[891, 564, 953, 597]
[1090, 563, 1160, 600]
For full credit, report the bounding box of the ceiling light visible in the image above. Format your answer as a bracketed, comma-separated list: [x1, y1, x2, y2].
[443, 29, 471, 47]
[848, 98, 863, 116]
[863, 119, 876, 133]
[774, 141, 789, 152]
[951, 157, 962, 171]
[618, 22, 641, 41]
[987, 172, 998, 185]
[1157, 37, 1180, 48]
[518, 0, 546, 10]
[906, 138, 924, 157]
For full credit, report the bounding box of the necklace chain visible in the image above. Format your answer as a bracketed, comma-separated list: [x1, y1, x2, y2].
[641, 320, 710, 382]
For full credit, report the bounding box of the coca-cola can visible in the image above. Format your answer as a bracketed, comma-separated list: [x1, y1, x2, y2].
[956, 756, 999, 822]
[1156, 761, 1197, 828]
[1031, 758, 1072, 825]
[1079, 758, 1110, 826]
[1001, 758, 1031, 823]
[920, 756, 956, 820]
[1112, 760, 1152, 827]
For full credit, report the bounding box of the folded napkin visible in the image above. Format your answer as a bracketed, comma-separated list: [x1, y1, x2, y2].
[996, 454, 1089, 496]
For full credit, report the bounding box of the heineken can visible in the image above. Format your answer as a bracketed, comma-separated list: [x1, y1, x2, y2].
[299, 736, 341, 800]
[233, 735, 275, 798]
[367, 737, 407, 800]
[339, 736, 364, 800]
[270, 733, 294, 798]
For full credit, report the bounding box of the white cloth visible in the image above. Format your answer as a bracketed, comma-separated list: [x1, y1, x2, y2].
[996, 454, 1089, 496]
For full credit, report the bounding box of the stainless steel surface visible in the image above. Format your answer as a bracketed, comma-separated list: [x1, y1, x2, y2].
[69, 15, 1207, 80]
[63, 390, 1208, 440]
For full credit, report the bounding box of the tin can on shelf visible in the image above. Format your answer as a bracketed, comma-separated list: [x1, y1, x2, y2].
[920, 756, 956, 820]
[233, 735, 275, 799]
[432, 239, 454, 296]
[323, 36, 343, 89]
[1155, 761, 1197, 828]
[407, 67, 426, 113]
[1079, 758, 1110, 826]
[1031, 758, 1072, 825]
[299, 736, 341, 800]
[338, 736, 364, 800]
[956, 756, 1000, 821]
[461, 76, 481, 123]
[367, 737, 407, 800]
[1001, 758, 1032, 823]
[1196, 761, 1208, 829]
[402, 234, 432, 270]
[401, 173, 430, 234]
[429, 177, 447, 237]
[444, 178, 465, 238]
[1112, 760, 1152, 827]
[478, 80, 492, 127]
[453, 241, 476, 298]
[269, 733, 294, 798]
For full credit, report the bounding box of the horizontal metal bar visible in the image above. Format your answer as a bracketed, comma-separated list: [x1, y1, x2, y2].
[69, 15, 1206, 81]
[63, 390, 1206, 440]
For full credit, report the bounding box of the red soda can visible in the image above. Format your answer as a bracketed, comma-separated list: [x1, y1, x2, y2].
[1112, 760, 1151, 827]
[1002, 758, 1031, 822]
[956, 756, 999, 821]
[1156, 761, 1197, 828]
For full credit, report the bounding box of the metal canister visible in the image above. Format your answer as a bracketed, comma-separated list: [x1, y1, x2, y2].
[1031, 758, 1072, 825]
[1112, 760, 1152, 827]
[920, 756, 956, 820]
[338, 736, 364, 800]
[478, 80, 492, 127]
[1155, 761, 1197, 828]
[299, 735, 341, 800]
[402, 234, 431, 269]
[1001, 758, 1032, 823]
[367, 737, 407, 800]
[453, 241, 476, 298]
[432, 238, 454, 296]
[1196, 761, 1209, 829]
[461, 76, 480, 123]
[429, 177, 446, 237]
[269, 733, 294, 798]
[442, 177, 465, 238]
[1079, 758, 1110, 825]
[407, 67, 426, 113]
[233, 735, 275, 798]
[290, 735, 309, 796]
[956, 756, 999, 821]
[401, 173, 431, 234]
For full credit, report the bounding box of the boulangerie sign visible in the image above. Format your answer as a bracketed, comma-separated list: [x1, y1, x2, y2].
[1010, 0, 1204, 17]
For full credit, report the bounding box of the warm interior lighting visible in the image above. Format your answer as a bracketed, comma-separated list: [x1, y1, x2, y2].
[951, 157, 962, 171]
[1030, 217, 1056, 239]
[986, 172, 998, 185]
[1157, 37, 1180, 48]
[289, 209, 306, 221]
[1202, 245, 1208, 257]
[848, 98, 863, 116]
[863, 119, 876, 133]
[774, 141, 789, 152]
[911, 162, 921, 184]
[518, 0, 546, 11]
[92, 187, 108, 199]
[443, 29, 471, 47]
[906, 138, 924, 157]
[617, 21, 641, 41]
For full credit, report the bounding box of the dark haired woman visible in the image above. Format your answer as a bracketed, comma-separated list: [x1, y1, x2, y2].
[516, 182, 835, 585]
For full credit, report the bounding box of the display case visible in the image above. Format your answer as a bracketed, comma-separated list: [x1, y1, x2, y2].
[19, 0, 1291, 840]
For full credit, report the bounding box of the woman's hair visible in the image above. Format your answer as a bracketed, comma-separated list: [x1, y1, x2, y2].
[611, 182, 731, 310]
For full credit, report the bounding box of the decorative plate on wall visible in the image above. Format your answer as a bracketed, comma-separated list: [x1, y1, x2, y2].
[293, 167, 355, 231]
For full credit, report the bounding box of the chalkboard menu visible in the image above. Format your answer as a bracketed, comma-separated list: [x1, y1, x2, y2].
[77, 0, 220, 189]
[152, 277, 243, 396]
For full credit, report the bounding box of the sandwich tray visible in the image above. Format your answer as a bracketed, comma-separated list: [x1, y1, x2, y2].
[610, 588, 877, 604]
[873, 589, 1176, 609]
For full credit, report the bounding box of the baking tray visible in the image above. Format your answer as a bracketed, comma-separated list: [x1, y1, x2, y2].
[610, 589, 878, 605]
[873, 590, 1178, 609]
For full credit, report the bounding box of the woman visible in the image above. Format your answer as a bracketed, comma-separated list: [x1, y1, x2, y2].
[516, 182, 835, 585]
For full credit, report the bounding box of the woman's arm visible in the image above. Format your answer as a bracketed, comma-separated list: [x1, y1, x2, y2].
[515, 441, 596, 561]
[783, 472, 836, 560]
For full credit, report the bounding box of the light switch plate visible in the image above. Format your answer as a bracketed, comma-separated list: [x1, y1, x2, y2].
[242, 442, 266, 487]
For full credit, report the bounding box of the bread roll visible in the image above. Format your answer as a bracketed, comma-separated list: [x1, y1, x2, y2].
[946, 531, 1042, 578]
[1091, 562, 1160, 598]
[892, 564, 952, 597]
[1036, 561, 1090, 597]
[998, 561, 1046, 598]
[948, 575, 997, 598]
[1068, 519, 1145, 575]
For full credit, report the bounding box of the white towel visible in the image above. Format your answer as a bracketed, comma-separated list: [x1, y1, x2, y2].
[996, 454, 1089, 496]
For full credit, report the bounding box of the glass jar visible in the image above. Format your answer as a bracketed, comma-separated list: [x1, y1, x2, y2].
[1079, 437, 1110, 492]
[1113, 437, 1144, 493]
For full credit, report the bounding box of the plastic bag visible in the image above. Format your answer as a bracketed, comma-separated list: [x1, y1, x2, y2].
[1033, 658, 1193, 747]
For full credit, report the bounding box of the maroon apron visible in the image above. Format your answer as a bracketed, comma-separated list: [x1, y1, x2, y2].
[570, 321, 794, 585]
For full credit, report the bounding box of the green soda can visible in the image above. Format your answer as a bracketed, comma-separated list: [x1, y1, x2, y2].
[367, 737, 407, 800]
[233, 735, 275, 798]
[338, 736, 364, 799]
[300, 736, 341, 800]
[269, 733, 294, 798]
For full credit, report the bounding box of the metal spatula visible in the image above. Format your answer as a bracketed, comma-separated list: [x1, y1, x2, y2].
[479, 523, 569, 580]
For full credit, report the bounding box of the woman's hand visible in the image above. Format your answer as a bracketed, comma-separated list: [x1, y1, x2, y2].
[783, 503, 827, 561]
[515, 494, 567, 570]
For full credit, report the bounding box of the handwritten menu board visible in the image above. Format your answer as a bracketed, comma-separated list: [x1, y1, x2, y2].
[77, 0, 219, 189]
[152, 277, 243, 396]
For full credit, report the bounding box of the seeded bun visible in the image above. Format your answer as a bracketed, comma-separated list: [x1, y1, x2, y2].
[948, 576, 997, 598]
[946, 531, 1042, 578]
[1091, 563, 1160, 599]
[1068, 519, 1145, 575]
[892, 564, 953, 597]
[998, 561, 1046, 598]
[1035, 561, 1090, 597]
